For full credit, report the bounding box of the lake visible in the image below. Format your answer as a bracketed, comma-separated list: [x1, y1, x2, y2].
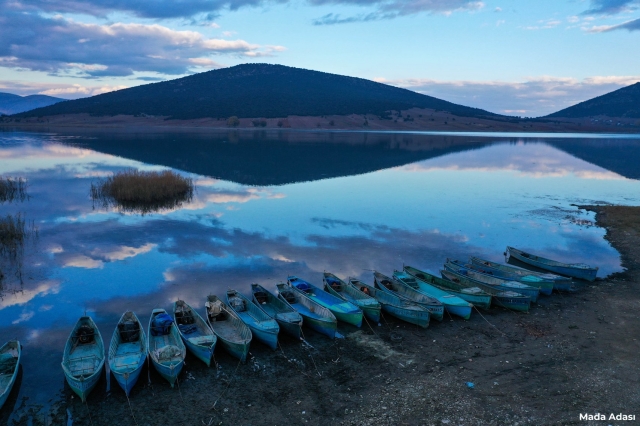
[1, 129, 640, 420]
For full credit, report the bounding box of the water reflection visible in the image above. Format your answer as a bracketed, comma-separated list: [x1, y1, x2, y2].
[0, 129, 640, 419]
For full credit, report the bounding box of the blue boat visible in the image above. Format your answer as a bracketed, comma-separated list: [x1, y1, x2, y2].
[373, 271, 444, 321]
[0, 340, 21, 410]
[173, 300, 217, 366]
[288, 276, 363, 327]
[323, 272, 381, 323]
[147, 309, 186, 387]
[62, 316, 105, 402]
[226, 289, 279, 350]
[466, 259, 554, 295]
[403, 265, 492, 310]
[393, 270, 473, 320]
[205, 295, 252, 363]
[251, 284, 303, 340]
[445, 259, 540, 302]
[276, 283, 337, 339]
[506, 246, 598, 282]
[470, 256, 573, 291]
[108, 311, 147, 396]
[348, 279, 430, 328]
[441, 270, 531, 312]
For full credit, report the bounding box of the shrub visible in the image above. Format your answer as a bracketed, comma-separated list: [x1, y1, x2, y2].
[90, 169, 194, 214]
[227, 116, 240, 127]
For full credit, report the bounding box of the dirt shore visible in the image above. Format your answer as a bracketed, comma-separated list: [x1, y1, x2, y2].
[2, 109, 640, 134]
[7, 206, 640, 426]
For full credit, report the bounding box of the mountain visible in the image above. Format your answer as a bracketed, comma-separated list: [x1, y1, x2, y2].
[0, 92, 63, 115]
[546, 82, 640, 118]
[15, 64, 500, 120]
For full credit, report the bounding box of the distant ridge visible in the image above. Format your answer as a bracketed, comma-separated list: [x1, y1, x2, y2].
[0, 92, 63, 115]
[15, 64, 501, 120]
[546, 82, 640, 118]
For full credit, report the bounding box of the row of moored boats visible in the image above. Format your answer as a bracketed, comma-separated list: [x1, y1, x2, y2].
[0, 246, 598, 406]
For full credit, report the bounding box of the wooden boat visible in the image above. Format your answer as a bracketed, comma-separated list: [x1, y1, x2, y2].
[348, 279, 430, 328]
[226, 289, 279, 350]
[251, 284, 303, 339]
[441, 270, 531, 312]
[393, 270, 473, 320]
[0, 340, 21, 410]
[505, 246, 598, 282]
[465, 259, 554, 295]
[205, 295, 252, 362]
[108, 311, 147, 396]
[147, 308, 186, 387]
[61, 316, 105, 402]
[445, 259, 540, 302]
[173, 300, 217, 366]
[403, 265, 492, 310]
[470, 256, 573, 292]
[373, 271, 444, 321]
[287, 276, 363, 327]
[276, 283, 337, 339]
[323, 272, 381, 323]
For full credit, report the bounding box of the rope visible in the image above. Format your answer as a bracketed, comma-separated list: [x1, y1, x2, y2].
[277, 339, 311, 378]
[210, 357, 243, 410]
[299, 328, 322, 377]
[175, 373, 185, 403]
[125, 387, 139, 426]
[83, 398, 95, 426]
[361, 314, 379, 338]
[472, 306, 506, 337]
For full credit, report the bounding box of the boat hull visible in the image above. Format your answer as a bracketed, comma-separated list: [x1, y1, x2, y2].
[492, 295, 531, 312]
[454, 293, 491, 310]
[332, 310, 363, 328]
[0, 341, 21, 410]
[361, 305, 382, 323]
[444, 263, 539, 302]
[506, 247, 598, 281]
[248, 326, 278, 351]
[65, 370, 103, 402]
[151, 359, 183, 387]
[275, 316, 302, 340]
[300, 314, 337, 338]
[382, 304, 430, 328]
[184, 339, 214, 367]
[112, 364, 143, 397]
[444, 304, 472, 320]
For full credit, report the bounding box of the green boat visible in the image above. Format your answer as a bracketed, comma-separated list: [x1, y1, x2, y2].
[349, 279, 430, 328]
[466, 258, 554, 295]
[393, 270, 473, 319]
[441, 270, 531, 312]
[323, 272, 381, 323]
[373, 271, 444, 321]
[470, 256, 573, 291]
[403, 265, 492, 310]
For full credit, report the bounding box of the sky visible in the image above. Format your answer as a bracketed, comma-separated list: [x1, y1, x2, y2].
[0, 0, 639, 116]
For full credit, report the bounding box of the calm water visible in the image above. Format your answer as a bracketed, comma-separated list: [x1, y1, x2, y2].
[1, 129, 640, 418]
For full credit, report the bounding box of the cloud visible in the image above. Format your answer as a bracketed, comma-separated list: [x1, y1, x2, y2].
[312, 0, 484, 24]
[0, 81, 127, 99]
[586, 17, 640, 32]
[91, 243, 156, 261]
[582, 0, 640, 15]
[375, 75, 640, 117]
[8, 0, 284, 19]
[0, 9, 285, 77]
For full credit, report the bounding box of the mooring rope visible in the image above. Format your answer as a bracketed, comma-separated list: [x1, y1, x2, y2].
[210, 357, 243, 410]
[299, 328, 322, 377]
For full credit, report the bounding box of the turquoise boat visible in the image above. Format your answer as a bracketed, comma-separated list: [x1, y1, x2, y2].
[108, 311, 147, 396]
[251, 284, 303, 340]
[373, 271, 444, 321]
[173, 300, 217, 366]
[147, 308, 186, 387]
[445, 260, 540, 302]
[276, 283, 337, 339]
[323, 272, 381, 323]
[466, 259, 554, 295]
[349, 279, 430, 328]
[62, 316, 105, 402]
[0, 340, 21, 410]
[287, 276, 363, 327]
[226, 289, 279, 350]
[205, 295, 252, 363]
[403, 265, 492, 310]
[393, 270, 473, 320]
[470, 256, 573, 291]
[506, 246, 598, 282]
[441, 269, 531, 312]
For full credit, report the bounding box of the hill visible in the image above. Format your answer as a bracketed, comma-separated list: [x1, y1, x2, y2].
[0, 92, 63, 115]
[546, 82, 640, 118]
[15, 64, 500, 120]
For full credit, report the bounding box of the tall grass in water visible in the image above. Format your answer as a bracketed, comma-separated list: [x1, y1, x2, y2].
[0, 213, 38, 287]
[90, 169, 194, 214]
[0, 177, 28, 203]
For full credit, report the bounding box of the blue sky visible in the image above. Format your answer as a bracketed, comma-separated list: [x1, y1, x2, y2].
[0, 0, 639, 116]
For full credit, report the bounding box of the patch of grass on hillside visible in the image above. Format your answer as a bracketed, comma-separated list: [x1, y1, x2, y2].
[90, 169, 194, 214]
[0, 177, 28, 203]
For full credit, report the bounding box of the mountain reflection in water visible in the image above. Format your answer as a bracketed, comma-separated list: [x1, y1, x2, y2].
[0, 129, 639, 419]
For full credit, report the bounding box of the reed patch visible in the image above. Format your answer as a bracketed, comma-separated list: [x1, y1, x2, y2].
[90, 169, 194, 214]
[0, 177, 28, 203]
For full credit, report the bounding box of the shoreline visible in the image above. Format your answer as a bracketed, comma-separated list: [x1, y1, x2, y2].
[5, 205, 640, 425]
